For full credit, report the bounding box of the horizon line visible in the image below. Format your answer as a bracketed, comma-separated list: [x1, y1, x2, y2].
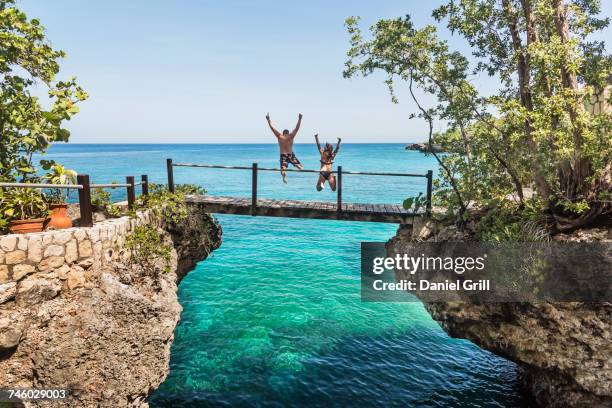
[52, 141, 420, 145]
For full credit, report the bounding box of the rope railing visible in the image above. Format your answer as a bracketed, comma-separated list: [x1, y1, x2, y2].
[168, 158, 434, 216]
[0, 174, 150, 227]
[0, 182, 83, 189]
[90, 183, 131, 188]
[172, 162, 428, 178]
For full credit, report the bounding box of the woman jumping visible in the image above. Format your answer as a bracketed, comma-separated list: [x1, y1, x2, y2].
[314, 134, 341, 191]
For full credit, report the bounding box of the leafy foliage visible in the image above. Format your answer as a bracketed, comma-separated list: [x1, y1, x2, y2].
[344, 0, 611, 231]
[0, 0, 86, 227]
[0, 0, 88, 183]
[42, 161, 77, 203]
[476, 198, 550, 242]
[0, 188, 48, 221]
[89, 186, 122, 218]
[136, 183, 205, 224]
[124, 183, 205, 287]
[136, 184, 188, 224]
[403, 193, 428, 214]
[90, 188, 112, 212]
[123, 183, 207, 282]
[174, 183, 206, 195]
[125, 225, 173, 289]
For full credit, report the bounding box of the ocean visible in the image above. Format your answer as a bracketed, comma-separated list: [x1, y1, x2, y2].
[41, 143, 523, 407]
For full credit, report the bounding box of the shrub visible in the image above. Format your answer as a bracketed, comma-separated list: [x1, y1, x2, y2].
[136, 183, 204, 225]
[125, 225, 172, 273]
[125, 225, 173, 290]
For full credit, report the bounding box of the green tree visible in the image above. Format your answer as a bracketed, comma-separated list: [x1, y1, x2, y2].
[344, 0, 611, 231]
[0, 0, 87, 182]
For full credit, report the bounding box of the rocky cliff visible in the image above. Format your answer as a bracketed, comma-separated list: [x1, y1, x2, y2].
[0, 206, 221, 407]
[387, 221, 611, 408]
[405, 142, 445, 153]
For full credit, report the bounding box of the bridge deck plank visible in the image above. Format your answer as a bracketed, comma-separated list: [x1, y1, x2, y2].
[185, 195, 418, 224]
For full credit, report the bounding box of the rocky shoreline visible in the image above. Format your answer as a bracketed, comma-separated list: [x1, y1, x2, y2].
[387, 221, 611, 407]
[0, 205, 221, 407]
[405, 142, 445, 153]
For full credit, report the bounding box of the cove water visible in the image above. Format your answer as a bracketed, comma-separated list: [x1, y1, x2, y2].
[43, 144, 524, 407]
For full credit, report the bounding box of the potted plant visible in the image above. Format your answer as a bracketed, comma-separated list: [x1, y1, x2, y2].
[43, 161, 77, 230]
[1, 188, 49, 234]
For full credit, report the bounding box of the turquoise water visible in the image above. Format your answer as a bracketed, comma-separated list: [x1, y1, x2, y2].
[43, 144, 523, 407]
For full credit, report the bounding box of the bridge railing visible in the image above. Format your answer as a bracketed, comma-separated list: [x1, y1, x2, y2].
[0, 174, 149, 227]
[167, 159, 433, 216]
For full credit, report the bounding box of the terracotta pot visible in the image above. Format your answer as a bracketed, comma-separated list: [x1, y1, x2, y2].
[47, 203, 73, 230]
[9, 218, 46, 234]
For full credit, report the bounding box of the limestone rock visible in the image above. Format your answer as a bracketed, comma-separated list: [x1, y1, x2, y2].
[5, 250, 26, 265]
[0, 265, 8, 283]
[38, 256, 65, 271]
[55, 265, 71, 280]
[52, 231, 73, 245]
[27, 236, 43, 262]
[0, 282, 17, 304]
[74, 229, 87, 242]
[43, 245, 65, 258]
[16, 277, 61, 306]
[11, 264, 35, 281]
[0, 206, 222, 407]
[387, 226, 612, 407]
[0, 317, 21, 350]
[0, 236, 17, 252]
[87, 227, 100, 243]
[65, 239, 78, 264]
[42, 233, 53, 245]
[94, 212, 106, 223]
[66, 269, 85, 290]
[405, 142, 445, 153]
[78, 240, 93, 258]
[17, 237, 28, 250]
[412, 217, 437, 240]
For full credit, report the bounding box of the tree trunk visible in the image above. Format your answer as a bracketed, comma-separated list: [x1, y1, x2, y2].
[490, 147, 524, 204]
[502, 0, 552, 200]
[548, 0, 608, 230]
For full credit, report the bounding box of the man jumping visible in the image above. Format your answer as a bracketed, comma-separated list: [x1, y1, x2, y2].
[266, 112, 304, 183]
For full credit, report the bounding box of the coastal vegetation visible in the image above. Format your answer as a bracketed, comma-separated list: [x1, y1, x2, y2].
[125, 183, 208, 286]
[345, 0, 611, 233]
[90, 185, 123, 218]
[0, 0, 87, 232]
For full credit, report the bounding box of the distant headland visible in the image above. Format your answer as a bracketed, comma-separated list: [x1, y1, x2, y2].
[405, 142, 445, 153]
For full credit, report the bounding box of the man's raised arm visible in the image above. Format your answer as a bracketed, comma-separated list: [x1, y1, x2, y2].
[290, 113, 303, 137]
[266, 113, 281, 138]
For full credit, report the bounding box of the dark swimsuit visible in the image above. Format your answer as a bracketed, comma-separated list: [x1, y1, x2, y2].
[280, 152, 302, 168]
[320, 159, 334, 180]
[320, 170, 332, 180]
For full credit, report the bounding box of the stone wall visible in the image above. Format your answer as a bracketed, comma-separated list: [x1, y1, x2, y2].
[0, 207, 222, 407]
[0, 212, 152, 308]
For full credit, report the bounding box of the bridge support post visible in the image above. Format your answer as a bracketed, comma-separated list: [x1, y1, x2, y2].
[337, 166, 342, 214]
[426, 170, 433, 217]
[77, 174, 93, 227]
[141, 174, 148, 196]
[251, 162, 258, 216]
[166, 158, 175, 193]
[126, 176, 136, 210]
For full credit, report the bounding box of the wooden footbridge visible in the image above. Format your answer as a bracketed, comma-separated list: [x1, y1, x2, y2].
[167, 159, 433, 224]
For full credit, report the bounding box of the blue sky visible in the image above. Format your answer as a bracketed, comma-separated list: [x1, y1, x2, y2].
[21, 0, 611, 144]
